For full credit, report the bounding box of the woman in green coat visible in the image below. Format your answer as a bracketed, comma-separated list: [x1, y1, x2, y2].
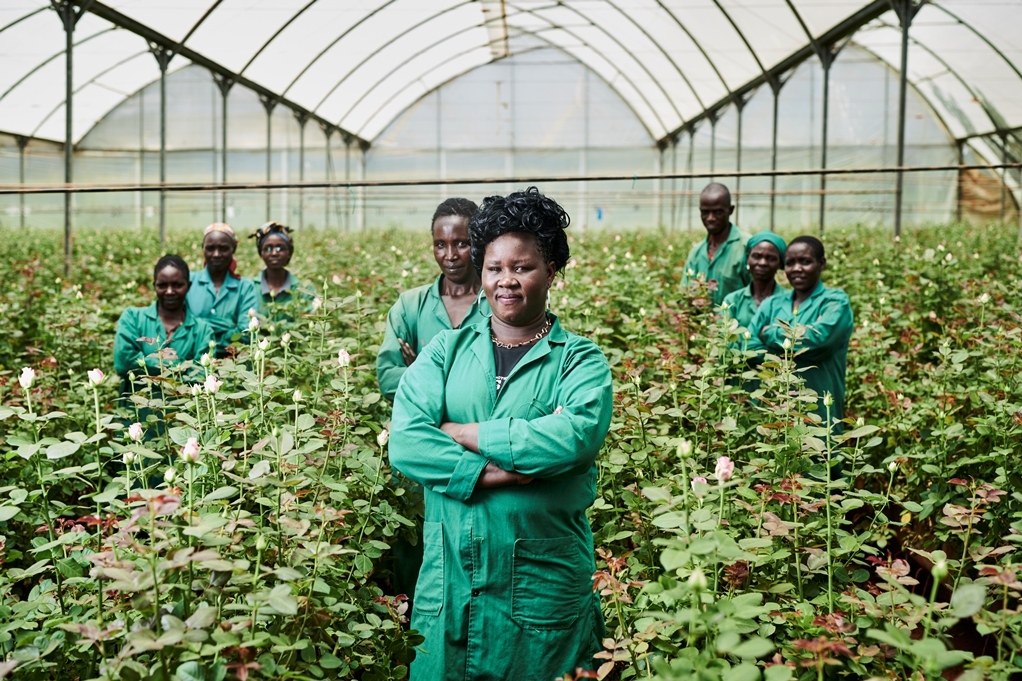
[114, 255, 214, 402]
[722, 231, 786, 333]
[376, 197, 489, 402]
[247, 221, 317, 325]
[390, 187, 613, 680]
[746, 235, 854, 426]
[187, 223, 259, 357]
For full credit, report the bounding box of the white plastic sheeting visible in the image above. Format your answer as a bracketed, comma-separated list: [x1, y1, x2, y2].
[0, 0, 1019, 148]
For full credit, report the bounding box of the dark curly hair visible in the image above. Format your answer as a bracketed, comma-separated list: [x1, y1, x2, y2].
[430, 197, 478, 231]
[469, 187, 570, 272]
[154, 254, 190, 282]
[786, 235, 825, 262]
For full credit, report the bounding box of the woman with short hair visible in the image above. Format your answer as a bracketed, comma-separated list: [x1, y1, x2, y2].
[186, 223, 258, 357]
[747, 235, 854, 425]
[389, 187, 613, 680]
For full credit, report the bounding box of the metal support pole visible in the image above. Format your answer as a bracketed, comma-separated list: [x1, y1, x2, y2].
[344, 134, 351, 232]
[956, 139, 964, 223]
[16, 136, 28, 231]
[656, 144, 665, 229]
[770, 80, 781, 232]
[709, 113, 718, 180]
[686, 126, 696, 230]
[323, 124, 333, 230]
[213, 75, 235, 223]
[295, 111, 308, 230]
[819, 52, 833, 236]
[55, 0, 84, 277]
[670, 135, 678, 231]
[1000, 133, 1008, 223]
[150, 45, 173, 248]
[260, 96, 277, 221]
[735, 97, 746, 223]
[893, 0, 918, 238]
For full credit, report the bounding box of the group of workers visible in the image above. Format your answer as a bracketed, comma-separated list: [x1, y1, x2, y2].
[110, 183, 852, 680]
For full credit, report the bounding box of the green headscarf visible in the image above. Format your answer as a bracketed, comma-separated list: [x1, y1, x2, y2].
[745, 230, 787, 263]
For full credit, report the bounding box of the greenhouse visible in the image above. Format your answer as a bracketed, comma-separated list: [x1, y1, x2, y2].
[2, 3, 1022, 681]
[0, 0, 1019, 237]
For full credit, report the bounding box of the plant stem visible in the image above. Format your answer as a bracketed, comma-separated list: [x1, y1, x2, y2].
[824, 396, 835, 614]
[35, 459, 66, 616]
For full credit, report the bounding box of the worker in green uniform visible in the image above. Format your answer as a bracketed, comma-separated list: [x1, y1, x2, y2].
[247, 221, 317, 325]
[390, 187, 613, 680]
[722, 230, 787, 333]
[746, 235, 853, 426]
[681, 183, 751, 306]
[114, 254, 214, 408]
[186, 223, 259, 357]
[376, 197, 489, 402]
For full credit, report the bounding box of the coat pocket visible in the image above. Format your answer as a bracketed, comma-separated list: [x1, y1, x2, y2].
[511, 537, 585, 630]
[413, 522, 445, 617]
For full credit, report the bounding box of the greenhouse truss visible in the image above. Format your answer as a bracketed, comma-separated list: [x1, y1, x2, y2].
[0, 0, 1019, 238]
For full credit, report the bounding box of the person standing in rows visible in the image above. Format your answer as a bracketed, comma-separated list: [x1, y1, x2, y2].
[390, 187, 613, 680]
[722, 230, 787, 333]
[746, 235, 853, 427]
[248, 221, 316, 324]
[682, 183, 751, 306]
[187, 223, 259, 357]
[376, 197, 490, 402]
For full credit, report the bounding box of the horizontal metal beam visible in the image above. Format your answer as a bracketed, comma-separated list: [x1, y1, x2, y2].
[73, 0, 369, 148]
[661, 0, 891, 143]
[1, 161, 1014, 196]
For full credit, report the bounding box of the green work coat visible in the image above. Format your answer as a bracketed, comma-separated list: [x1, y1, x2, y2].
[681, 224, 751, 306]
[722, 284, 782, 334]
[248, 270, 317, 324]
[113, 303, 214, 393]
[187, 269, 259, 356]
[389, 316, 613, 681]
[746, 282, 854, 423]
[376, 275, 490, 402]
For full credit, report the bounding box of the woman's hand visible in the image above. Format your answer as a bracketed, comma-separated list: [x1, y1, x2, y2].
[440, 421, 479, 453]
[476, 463, 534, 489]
[398, 338, 417, 366]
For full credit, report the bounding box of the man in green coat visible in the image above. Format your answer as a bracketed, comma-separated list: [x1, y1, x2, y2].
[390, 316, 613, 680]
[681, 183, 751, 306]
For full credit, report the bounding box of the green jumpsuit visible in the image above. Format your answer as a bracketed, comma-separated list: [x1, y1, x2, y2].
[113, 303, 214, 395]
[249, 270, 317, 325]
[722, 284, 784, 334]
[376, 275, 489, 402]
[186, 269, 259, 356]
[746, 282, 854, 423]
[681, 224, 751, 306]
[390, 317, 613, 681]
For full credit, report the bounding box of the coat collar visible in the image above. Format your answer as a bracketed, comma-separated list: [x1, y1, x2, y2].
[142, 301, 199, 330]
[196, 267, 239, 291]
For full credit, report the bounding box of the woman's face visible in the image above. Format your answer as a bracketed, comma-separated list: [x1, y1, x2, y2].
[259, 233, 292, 270]
[784, 242, 825, 294]
[747, 241, 782, 283]
[482, 232, 556, 327]
[203, 231, 236, 274]
[155, 265, 189, 312]
[432, 215, 474, 285]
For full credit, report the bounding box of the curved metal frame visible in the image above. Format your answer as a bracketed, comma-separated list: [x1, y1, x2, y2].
[653, 0, 731, 97]
[0, 25, 118, 102]
[239, 0, 320, 75]
[928, 3, 1022, 88]
[355, 25, 658, 140]
[0, 6, 48, 35]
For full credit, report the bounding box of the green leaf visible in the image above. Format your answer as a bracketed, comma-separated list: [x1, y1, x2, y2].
[45, 440, 80, 460]
[723, 662, 761, 681]
[0, 506, 20, 522]
[354, 554, 373, 575]
[842, 424, 880, 440]
[296, 413, 316, 431]
[175, 660, 207, 681]
[950, 583, 986, 619]
[185, 606, 218, 630]
[267, 584, 298, 615]
[730, 636, 774, 660]
[319, 653, 343, 670]
[763, 664, 793, 681]
[169, 427, 200, 447]
[202, 486, 238, 502]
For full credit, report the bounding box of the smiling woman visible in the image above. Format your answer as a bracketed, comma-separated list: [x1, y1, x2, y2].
[113, 255, 214, 401]
[389, 187, 614, 680]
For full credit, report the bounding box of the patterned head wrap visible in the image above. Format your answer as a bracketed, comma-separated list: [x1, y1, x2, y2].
[249, 221, 294, 252]
[746, 230, 787, 263]
[203, 222, 238, 244]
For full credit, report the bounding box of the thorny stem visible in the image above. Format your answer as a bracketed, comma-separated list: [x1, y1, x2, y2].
[824, 395, 835, 614]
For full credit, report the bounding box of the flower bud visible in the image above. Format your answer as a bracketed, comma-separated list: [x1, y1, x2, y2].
[258, 338, 269, 351]
[931, 559, 948, 581]
[782, 338, 792, 350]
[691, 476, 708, 497]
[200, 353, 211, 367]
[823, 393, 833, 407]
[292, 390, 303, 403]
[204, 374, 222, 395]
[715, 456, 734, 483]
[688, 567, 707, 591]
[677, 439, 693, 458]
[248, 316, 260, 332]
[87, 368, 105, 387]
[256, 535, 269, 552]
[377, 429, 389, 448]
[338, 349, 351, 368]
[179, 437, 201, 465]
[281, 332, 291, 346]
[887, 460, 898, 473]
[128, 422, 144, 442]
[164, 468, 176, 484]
[19, 367, 36, 390]
[122, 451, 136, 465]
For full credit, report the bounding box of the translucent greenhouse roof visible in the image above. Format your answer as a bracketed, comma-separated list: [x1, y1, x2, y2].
[1, 0, 1020, 147]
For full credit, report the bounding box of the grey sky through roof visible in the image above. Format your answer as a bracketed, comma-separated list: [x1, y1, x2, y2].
[0, 0, 1019, 154]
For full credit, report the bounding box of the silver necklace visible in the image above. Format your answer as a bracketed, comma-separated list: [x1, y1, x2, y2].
[491, 316, 552, 349]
